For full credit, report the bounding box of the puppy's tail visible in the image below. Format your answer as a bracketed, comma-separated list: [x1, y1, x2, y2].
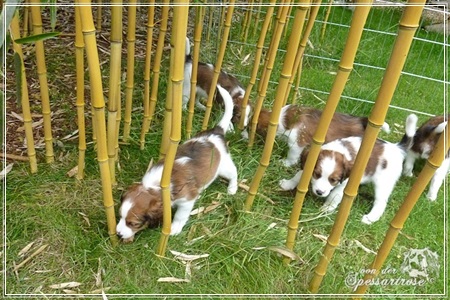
[216, 84, 234, 133]
[381, 122, 391, 134]
[398, 113, 418, 150]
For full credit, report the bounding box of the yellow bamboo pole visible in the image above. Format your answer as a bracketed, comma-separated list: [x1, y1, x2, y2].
[320, 0, 334, 40]
[159, 46, 174, 159]
[252, 0, 262, 37]
[140, 1, 155, 150]
[76, 0, 118, 245]
[246, 4, 291, 148]
[257, 2, 284, 95]
[10, 13, 37, 174]
[309, 1, 425, 293]
[206, 6, 214, 42]
[29, 1, 54, 164]
[354, 125, 448, 296]
[157, 3, 189, 257]
[241, 0, 254, 43]
[217, 5, 226, 45]
[23, 5, 30, 37]
[238, 0, 276, 131]
[283, 5, 293, 38]
[244, 4, 294, 211]
[284, 0, 373, 264]
[186, 6, 205, 139]
[122, 1, 137, 142]
[147, 3, 170, 131]
[75, 6, 86, 180]
[283, 1, 320, 106]
[201, 2, 235, 131]
[96, 0, 102, 31]
[107, 2, 122, 185]
[292, 56, 303, 104]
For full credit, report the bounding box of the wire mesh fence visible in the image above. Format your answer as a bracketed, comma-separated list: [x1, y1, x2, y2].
[198, 3, 448, 119]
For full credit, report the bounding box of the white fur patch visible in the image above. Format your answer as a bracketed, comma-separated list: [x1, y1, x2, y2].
[142, 165, 163, 189]
[116, 200, 134, 239]
[175, 157, 192, 165]
[311, 156, 337, 197]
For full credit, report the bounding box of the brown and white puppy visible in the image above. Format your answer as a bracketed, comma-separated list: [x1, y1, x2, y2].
[402, 113, 449, 201]
[183, 38, 251, 129]
[279, 114, 416, 224]
[116, 85, 238, 242]
[247, 105, 391, 167]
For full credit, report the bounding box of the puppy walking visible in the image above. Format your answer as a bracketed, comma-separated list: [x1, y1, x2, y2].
[402, 114, 449, 200]
[253, 105, 390, 167]
[280, 115, 417, 225]
[183, 38, 251, 128]
[117, 85, 238, 242]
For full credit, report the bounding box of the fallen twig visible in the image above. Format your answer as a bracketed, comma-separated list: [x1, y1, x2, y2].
[238, 182, 275, 205]
[13, 245, 48, 272]
[1, 153, 29, 162]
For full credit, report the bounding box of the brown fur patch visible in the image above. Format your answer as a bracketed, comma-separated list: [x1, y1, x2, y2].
[196, 62, 246, 124]
[411, 114, 449, 157]
[121, 184, 163, 232]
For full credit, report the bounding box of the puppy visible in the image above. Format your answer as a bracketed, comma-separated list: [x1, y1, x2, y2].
[183, 38, 251, 129]
[279, 114, 416, 225]
[116, 85, 238, 242]
[402, 113, 449, 200]
[248, 105, 390, 167]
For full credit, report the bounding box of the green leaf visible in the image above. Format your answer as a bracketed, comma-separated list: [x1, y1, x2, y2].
[13, 32, 60, 44]
[0, 33, 12, 69]
[13, 52, 22, 108]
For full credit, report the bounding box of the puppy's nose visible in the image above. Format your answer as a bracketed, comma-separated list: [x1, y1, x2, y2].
[315, 189, 324, 196]
[117, 232, 123, 239]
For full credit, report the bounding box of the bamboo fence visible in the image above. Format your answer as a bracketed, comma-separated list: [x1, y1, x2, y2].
[6, 2, 446, 293]
[309, 0, 427, 292]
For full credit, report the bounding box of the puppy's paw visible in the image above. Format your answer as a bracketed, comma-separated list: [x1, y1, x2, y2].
[122, 236, 134, 244]
[426, 192, 437, 201]
[281, 159, 296, 167]
[241, 130, 249, 140]
[361, 214, 375, 225]
[279, 179, 296, 191]
[227, 184, 238, 195]
[403, 170, 414, 177]
[170, 222, 184, 236]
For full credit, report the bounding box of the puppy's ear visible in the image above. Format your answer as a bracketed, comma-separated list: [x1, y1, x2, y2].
[144, 200, 163, 228]
[342, 155, 354, 180]
[300, 147, 310, 170]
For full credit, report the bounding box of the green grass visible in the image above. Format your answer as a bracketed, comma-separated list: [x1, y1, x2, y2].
[4, 4, 447, 298]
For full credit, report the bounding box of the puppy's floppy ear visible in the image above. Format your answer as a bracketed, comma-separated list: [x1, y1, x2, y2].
[144, 199, 163, 228]
[300, 147, 310, 170]
[341, 154, 354, 181]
